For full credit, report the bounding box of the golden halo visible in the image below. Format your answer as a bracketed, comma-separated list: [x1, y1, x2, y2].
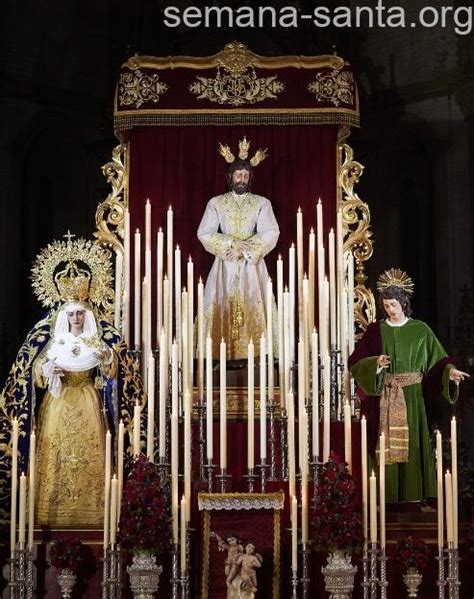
[377, 268, 414, 296]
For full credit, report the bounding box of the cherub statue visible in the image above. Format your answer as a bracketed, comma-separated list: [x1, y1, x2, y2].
[227, 541, 263, 598]
[212, 531, 244, 577]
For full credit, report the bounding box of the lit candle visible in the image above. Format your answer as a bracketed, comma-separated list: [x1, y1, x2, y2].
[322, 353, 331, 462]
[159, 331, 167, 459]
[296, 208, 304, 334]
[451, 416, 458, 548]
[134, 229, 141, 348]
[110, 475, 118, 545]
[266, 278, 274, 399]
[145, 198, 151, 250]
[344, 401, 352, 472]
[171, 412, 179, 544]
[133, 402, 141, 457]
[220, 339, 227, 470]
[360, 417, 368, 548]
[206, 335, 213, 461]
[184, 392, 192, 522]
[369, 470, 377, 544]
[291, 496, 298, 572]
[145, 245, 152, 357]
[117, 420, 124, 522]
[436, 430, 444, 548]
[18, 473, 26, 548]
[308, 228, 316, 333]
[379, 432, 386, 549]
[197, 277, 204, 400]
[146, 355, 155, 461]
[103, 430, 112, 547]
[445, 470, 454, 545]
[156, 228, 164, 346]
[10, 417, 19, 552]
[27, 430, 36, 550]
[311, 329, 319, 459]
[260, 334, 267, 462]
[180, 496, 187, 574]
[247, 339, 255, 470]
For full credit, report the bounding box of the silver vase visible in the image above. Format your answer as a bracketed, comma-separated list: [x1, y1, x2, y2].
[321, 550, 357, 599]
[57, 568, 76, 598]
[127, 551, 163, 599]
[403, 567, 422, 598]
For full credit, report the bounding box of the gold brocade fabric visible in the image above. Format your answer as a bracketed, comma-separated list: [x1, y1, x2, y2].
[35, 369, 106, 527]
[378, 371, 423, 465]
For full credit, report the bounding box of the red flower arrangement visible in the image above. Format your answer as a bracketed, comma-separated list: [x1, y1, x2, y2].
[50, 537, 84, 573]
[396, 536, 430, 570]
[312, 452, 363, 553]
[118, 454, 172, 557]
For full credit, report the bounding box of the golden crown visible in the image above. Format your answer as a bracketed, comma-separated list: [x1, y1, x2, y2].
[377, 268, 414, 296]
[218, 136, 268, 167]
[55, 266, 91, 302]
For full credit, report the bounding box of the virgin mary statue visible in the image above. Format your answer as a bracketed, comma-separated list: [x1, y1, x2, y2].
[0, 236, 143, 527]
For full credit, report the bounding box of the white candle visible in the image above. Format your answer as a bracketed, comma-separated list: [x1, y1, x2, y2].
[308, 228, 316, 333]
[145, 198, 151, 250]
[103, 430, 112, 547]
[27, 430, 36, 550]
[198, 278, 205, 401]
[318, 245, 327, 358]
[206, 335, 213, 460]
[298, 338, 306, 472]
[145, 246, 152, 356]
[379, 432, 386, 549]
[171, 412, 179, 544]
[110, 475, 118, 545]
[175, 246, 182, 359]
[184, 392, 192, 522]
[133, 402, 141, 457]
[328, 228, 336, 347]
[141, 277, 148, 365]
[451, 417, 458, 548]
[134, 229, 141, 348]
[180, 496, 187, 574]
[291, 496, 298, 572]
[123, 209, 131, 344]
[288, 391, 296, 499]
[159, 331, 167, 458]
[187, 257, 194, 388]
[445, 471, 454, 545]
[344, 401, 352, 472]
[114, 252, 123, 330]
[260, 334, 267, 461]
[247, 339, 255, 470]
[311, 330, 319, 458]
[347, 252, 355, 353]
[167, 207, 174, 355]
[172, 339, 178, 416]
[322, 353, 331, 462]
[266, 278, 274, 399]
[10, 417, 19, 552]
[277, 255, 284, 401]
[182, 289, 189, 397]
[156, 228, 164, 346]
[361, 417, 368, 543]
[369, 470, 377, 544]
[283, 289, 290, 411]
[436, 430, 444, 548]
[289, 243, 296, 362]
[163, 275, 170, 353]
[336, 209, 344, 340]
[220, 339, 227, 469]
[302, 275, 310, 399]
[296, 208, 304, 335]
[117, 420, 125, 523]
[18, 473, 26, 548]
[146, 355, 155, 461]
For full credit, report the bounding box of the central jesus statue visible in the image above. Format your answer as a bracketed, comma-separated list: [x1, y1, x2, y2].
[197, 138, 279, 359]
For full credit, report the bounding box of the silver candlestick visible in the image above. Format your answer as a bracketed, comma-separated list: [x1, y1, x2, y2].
[267, 398, 277, 480]
[436, 546, 446, 599]
[257, 459, 269, 492]
[378, 546, 388, 599]
[204, 459, 216, 493]
[216, 468, 231, 493]
[243, 468, 258, 493]
[171, 544, 179, 599]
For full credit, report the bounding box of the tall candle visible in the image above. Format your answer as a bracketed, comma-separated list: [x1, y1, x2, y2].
[318, 245, 327, 357]
[110, 475, 118, 545]
[180, 497, 187, 574]
[206, 335, 213, 460]
[145, 198, 151, 250]
[266, 278, 274, 399]
[247, 339, 255, 470]
[289, 243, 296, 362]
[260, 334, 267, 461]
[296, 208, 304, 334]
[171, 412, 179, 544]
[347, 252, 355, 353]
[146, 355, 155, 461]
[291, 496, 298, 572]
[344, 401, 352, 472]
[18, 473, 26, 548]
[114, 252, 123, 330]
[141, 277, 149, 366]
[159, 331, 167, 458]
[336, 209, 344, 344]
[328, 228, 336, 347]
[167, 206, 174, 354]
[174, 246, 182, 359]
[322, 353, 331, 462]
[369, 470, 377, 544]
[220, 339, 227, 469]
[103, 430, 112, 547]
[361, 417, 368, 543]
[123, 209, 131, 344]
[117, 420, 125, 522]
[436, 430, 444, 548]
[145, 246, 152, 356]
[133, 402, 141, 457]
[181, 289, 189, 397]
[451, 417, 458, 548]
[163, 275, 170, 353]
[10, 417, 19, 552]
[172, 340, 178, 416]
[187, 257, 194, 387]
[27, 430, 36, 550]
[197, 277, 204, 400]
[311, 330, 319, 458]
[134, 229, 141, 348]
[445, 471, 454, 545]
[277, 255, 284, 401]
[302, 275, 310, 399]
[156, 228, 164, 346]
[283, 289, 290, 411]
[379, 432, 386, 549]
[298, 338, 306, 472]
[308, 228, 316, 333]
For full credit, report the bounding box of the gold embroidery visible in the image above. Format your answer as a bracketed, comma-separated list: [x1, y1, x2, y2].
[308, 69, 354, 107]
[118, 69, 168, 108]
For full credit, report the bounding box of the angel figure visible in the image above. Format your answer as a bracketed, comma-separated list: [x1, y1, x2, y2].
[226, 541, 263, 599]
